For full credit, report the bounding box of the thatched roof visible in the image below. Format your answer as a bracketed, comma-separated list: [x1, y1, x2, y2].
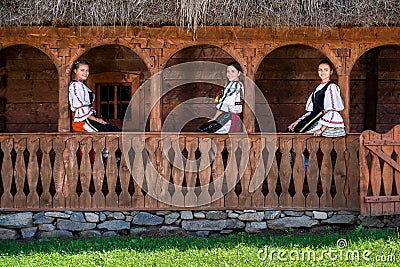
[1, 0, 399, 30]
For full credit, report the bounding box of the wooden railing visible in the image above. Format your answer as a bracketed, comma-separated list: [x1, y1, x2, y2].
[0, 133, 360, 211]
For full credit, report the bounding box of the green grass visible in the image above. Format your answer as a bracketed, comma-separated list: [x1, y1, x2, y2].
[0, 229, 399, 266]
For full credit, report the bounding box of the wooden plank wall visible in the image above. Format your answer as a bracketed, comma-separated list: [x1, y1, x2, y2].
[163, 45, 233, 132]
[1, 43, 399, 134]
[0, 45, 59, 132]
[82, 45, 149, 77]
[0, 133, 360, 211]
[255, 45, 329, 132]
[350, 46, 400, 133]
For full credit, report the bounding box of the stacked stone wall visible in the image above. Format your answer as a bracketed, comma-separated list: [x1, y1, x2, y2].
[0, 210, 399, 240]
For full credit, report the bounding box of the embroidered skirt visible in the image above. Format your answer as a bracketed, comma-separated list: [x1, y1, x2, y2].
[321, 127, 346, 137]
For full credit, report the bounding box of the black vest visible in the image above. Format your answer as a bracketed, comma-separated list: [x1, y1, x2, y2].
[312, 80, 334, 111]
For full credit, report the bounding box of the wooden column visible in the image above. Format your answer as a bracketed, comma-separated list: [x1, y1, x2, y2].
[244, 73, 255, 133]
[338, 73, 350, 134]
[58, 59, 70, 132]
[149, 71, 162, 132]
[149, 49, 162, 132]
[243, 50, 256, 133]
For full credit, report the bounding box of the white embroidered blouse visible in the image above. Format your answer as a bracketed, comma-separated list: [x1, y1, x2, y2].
[215, 81, 244, 114]
[299, 81, 345, 129]
[68, 80, 96, 122]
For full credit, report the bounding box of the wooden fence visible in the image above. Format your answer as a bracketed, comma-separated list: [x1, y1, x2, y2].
[360, 125, 400, 216]
[0, 133, 359, 211]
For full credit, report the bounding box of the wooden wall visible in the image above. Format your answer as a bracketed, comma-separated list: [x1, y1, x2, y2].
[80, 45, 149, 130]
[0, 45, 58, 132]
[82, 45, 149, 76]
[350, 45, 400, 133]
[255, 45, 329, 132]
[0, 26, 399, 133]
[163, 45, 233, 132]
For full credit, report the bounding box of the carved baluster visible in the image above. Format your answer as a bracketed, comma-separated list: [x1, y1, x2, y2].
[105, 136, 119, 208]
[52, 137, 66, 208]
[292, 137, 306, 208]
[40, 137, 53, 208]
[131, 136, 145, 208]
[249, 137, 266, 208]
[63, 137, 79, 208]
[225, 137, 239, 208]
[306, 138, 319, 209]
[319, 138, 333, 208]
[27, 137, 40, 208]
[333, 137, 347, 209]
[170, 136, 185, 207]
[157, 136, 172, 208]
[211, 137, 225, 207]
[278, 137, 292, 207]
[184, 136, 198, 207]
[13, 138, 27, 208]
[198, 138, 212, 207]
[238, 136, 252, 207]
[0, 138, 13, 208]
[92, 137, 106, 208]
[265, 138, 279, 208]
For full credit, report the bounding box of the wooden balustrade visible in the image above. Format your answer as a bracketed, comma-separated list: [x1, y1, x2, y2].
[0, 133, 359, 211]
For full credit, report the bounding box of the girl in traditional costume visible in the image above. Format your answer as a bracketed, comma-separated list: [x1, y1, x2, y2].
[199, 61, 244, 133]
[288, 59, 346, 137]
[69, 60, 120, 132]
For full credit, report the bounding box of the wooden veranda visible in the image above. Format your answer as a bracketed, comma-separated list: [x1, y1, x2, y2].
[0, 132, 361, 212]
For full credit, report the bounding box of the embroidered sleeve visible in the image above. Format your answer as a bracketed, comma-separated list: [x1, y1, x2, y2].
[298, 111, 311, 121]
[324, 84, 344, 112]
[216, 82, 243, 113]
[305, 94, 314, 112]
[68, 82, 94, 122]
[320, 110, 345, 127]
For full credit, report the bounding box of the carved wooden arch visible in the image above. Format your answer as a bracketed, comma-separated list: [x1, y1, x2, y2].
[159, 42, 246, 74]
[0, 42, 61, 77]
[345, 42, 400, 75]
[66, 42, 153, 76]
[251, 42, 341, 76]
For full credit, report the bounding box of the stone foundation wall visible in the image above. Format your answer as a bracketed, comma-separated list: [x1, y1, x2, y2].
[0, 210, 399, 240]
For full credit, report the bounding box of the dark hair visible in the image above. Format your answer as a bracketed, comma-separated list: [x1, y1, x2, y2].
[318, 59, 333, 71]
[70, 59, 89, 81]
[72, 59, 89, 72]
[228, 61, 243, 73]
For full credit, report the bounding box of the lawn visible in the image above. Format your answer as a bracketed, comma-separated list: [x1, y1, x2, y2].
[0, 227, 398, 266]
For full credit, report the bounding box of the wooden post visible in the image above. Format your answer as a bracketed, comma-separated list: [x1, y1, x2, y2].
[337, 73, 350, 134]
[243, 59, 255, 133]
[149, 71, 162, 132]
[58, 58, 71, 132]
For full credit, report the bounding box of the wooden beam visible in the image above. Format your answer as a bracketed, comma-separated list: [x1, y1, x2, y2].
[364, 140, 400, 145]
[365, 196, 400, 202]
[365, 145, 400, 173]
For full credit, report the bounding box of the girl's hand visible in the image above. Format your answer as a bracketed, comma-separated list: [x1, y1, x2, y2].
[96, 118, 107, 124]
[313, 129, 323, 136]
[288, 120, 300, 132]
